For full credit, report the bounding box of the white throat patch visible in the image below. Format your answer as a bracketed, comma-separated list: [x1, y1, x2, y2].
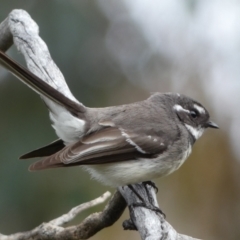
[185, 124, 204, 140]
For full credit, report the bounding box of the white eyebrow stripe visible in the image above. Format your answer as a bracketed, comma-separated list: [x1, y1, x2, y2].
[173, 104, 190, 113]
[193, 104, 205, 114]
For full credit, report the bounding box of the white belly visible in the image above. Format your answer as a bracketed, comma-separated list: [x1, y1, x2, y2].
[83, 143, 192, 187]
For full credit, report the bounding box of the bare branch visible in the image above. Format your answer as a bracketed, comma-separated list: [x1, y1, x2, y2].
[49, 191, 111, 226]
[7, 9, 80, 103]
[0, 17, 13, 51]
[0, 191, 126, 240]
[119, 184, 201, 240]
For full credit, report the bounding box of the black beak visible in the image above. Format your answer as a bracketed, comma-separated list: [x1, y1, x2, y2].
[207, 121, 219, 129]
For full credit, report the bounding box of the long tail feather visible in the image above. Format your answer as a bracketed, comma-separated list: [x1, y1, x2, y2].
[0, 51, 85, 116]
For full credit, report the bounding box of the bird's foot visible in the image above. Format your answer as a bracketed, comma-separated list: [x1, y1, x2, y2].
[142, 181, 158, 193]
[130, 202, 166, 218]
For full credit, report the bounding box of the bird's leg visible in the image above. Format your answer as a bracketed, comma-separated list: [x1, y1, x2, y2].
[127, 184, 145, 202]
[142, 181, 166, 218]
[127, 183, 166, 218]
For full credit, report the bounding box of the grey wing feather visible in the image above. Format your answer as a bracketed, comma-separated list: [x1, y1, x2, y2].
[29, 127, 167, 171]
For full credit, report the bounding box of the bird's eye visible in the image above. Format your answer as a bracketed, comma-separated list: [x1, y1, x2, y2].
[190, 110, 198, 118]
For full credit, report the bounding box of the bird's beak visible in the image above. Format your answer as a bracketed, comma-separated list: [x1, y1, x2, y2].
[206, 121, 219, 129]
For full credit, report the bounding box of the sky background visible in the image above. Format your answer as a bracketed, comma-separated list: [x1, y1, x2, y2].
[0, 1, 239, 239]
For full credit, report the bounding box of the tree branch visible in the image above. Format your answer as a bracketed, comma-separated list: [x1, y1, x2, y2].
[118, 184, 201, 240]
[0, 17, 13, 51]
[0, 191, 127, 240]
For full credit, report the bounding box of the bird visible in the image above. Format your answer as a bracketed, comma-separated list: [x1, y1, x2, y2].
[0, 50, 218, 187]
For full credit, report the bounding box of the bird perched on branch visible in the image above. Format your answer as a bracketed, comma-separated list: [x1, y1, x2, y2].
[0, 50, 218, 187]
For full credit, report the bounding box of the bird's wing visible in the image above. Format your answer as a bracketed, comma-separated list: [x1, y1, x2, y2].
[20, 139, 65, 159]
[29, 127, 167, 171]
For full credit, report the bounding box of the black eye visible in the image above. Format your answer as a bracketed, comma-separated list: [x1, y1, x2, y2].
[190, 110, 198, 118]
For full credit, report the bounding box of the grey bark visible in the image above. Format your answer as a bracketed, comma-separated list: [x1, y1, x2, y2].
[0, 17, 13, 51]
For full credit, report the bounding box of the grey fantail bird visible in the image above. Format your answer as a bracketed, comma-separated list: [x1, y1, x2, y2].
[0, 51, 218, 187]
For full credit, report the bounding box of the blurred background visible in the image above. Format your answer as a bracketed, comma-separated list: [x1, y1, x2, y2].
[0, 0, 239, 239]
